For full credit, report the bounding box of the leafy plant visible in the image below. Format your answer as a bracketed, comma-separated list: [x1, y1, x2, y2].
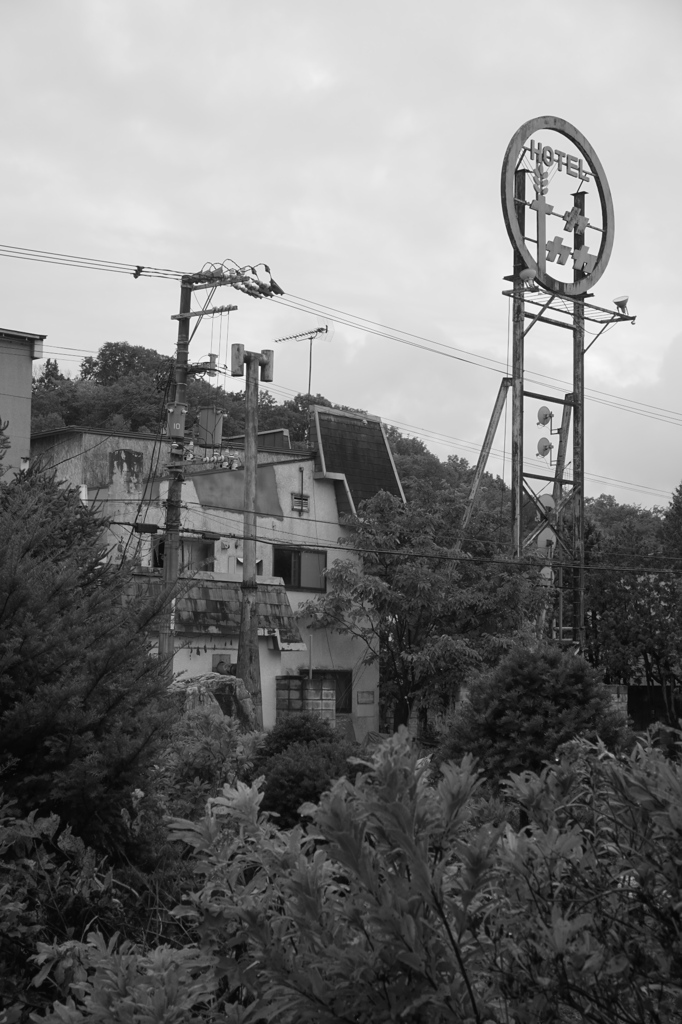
[0, 796, 117, 1021]
[31, 932, 222, 1024]
[27, 729, 682, 1023]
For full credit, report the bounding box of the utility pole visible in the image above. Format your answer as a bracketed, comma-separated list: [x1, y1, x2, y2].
[157, 261, 282, 670]
[231, 344, 274, 725]
[159, 276, 192, 666]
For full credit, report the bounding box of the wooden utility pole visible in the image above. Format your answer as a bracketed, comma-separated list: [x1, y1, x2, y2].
[159, 276, 192, 666]
[156, 263, 281, 671]
[232, 344, 274, 725]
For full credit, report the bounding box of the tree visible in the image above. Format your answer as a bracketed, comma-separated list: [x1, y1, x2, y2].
[436, 644, 628, 783]
[303, 491, 541, 729]
[79, 342, 172, 388]
[0, 467, 177, 854]
[0, 420, 9, 474]
[583, 493, 682, 725]
[32, 358, 66, 393]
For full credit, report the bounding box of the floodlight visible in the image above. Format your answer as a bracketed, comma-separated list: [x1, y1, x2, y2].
[520, 267, 539, 292]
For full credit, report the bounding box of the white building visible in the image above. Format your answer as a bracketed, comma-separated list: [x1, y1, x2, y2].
[32, 406, 404, 741]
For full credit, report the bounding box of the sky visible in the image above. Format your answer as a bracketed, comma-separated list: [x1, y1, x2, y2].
[2, 0, 681, 508]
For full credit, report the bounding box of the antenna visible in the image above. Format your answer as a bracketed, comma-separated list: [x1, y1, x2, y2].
[613, 295, 629, 315]
[537, 437, 553, 459]
[272, 326, 329, 444]
[537, 405, 553, 427]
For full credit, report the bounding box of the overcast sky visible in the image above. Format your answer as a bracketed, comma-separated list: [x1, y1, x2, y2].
[2, 0, 681, 507]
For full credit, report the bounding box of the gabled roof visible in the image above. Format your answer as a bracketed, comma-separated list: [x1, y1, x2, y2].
[312, 406, 405, 514]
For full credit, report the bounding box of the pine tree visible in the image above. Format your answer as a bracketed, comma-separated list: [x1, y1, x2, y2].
[32, 358, 66, 392]
[0, 465, 177, 854]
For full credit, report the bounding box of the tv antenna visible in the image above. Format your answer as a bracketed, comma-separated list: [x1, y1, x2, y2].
[273, 326, 329, 439]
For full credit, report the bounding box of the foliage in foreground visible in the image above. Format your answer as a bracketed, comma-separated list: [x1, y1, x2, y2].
[436, 643, 629, 784]
[28, 729, 682, 1024]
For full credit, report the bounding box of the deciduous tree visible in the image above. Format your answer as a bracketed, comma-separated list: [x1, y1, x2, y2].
[303, 491, 540, 728]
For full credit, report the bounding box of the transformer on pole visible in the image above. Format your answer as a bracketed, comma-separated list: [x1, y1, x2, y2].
[467, 116, 636, 648]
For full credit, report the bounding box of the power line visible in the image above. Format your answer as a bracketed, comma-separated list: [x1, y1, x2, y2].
[108, 516, 682, 578]
[12, 239, 682, 428]
[276, 292, 682, 429]
[17, 242, 678, 501]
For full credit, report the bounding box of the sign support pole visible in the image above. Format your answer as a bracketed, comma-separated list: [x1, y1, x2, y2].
[511, 168, 526, 558]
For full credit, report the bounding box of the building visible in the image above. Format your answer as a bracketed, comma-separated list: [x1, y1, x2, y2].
[0, 328, 45, 478]
[31, 406, 404, 740]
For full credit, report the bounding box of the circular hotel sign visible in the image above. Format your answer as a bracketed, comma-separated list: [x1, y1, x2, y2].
[501, 116, 614, 297]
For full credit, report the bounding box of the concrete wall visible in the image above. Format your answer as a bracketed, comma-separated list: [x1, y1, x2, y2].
[1, 330, 44, 478]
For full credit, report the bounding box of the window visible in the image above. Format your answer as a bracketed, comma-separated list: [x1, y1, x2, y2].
[152, 537, 215, 572]
[273, 546, 326, 591]
[291, 492, 310, 514]
[334, 671, 353, 714]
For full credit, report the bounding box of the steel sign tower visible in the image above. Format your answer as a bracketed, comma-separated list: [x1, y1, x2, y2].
[497, 116, 634, 647]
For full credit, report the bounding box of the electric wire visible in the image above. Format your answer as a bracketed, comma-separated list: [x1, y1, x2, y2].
[107, 510, 682, 579]
[16, 241, 681, 503]
[275, 292, 682, 429]
[12, 240, 682, 429]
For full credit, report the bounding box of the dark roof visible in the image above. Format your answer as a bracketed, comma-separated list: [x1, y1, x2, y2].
[132, 575, 305, 647]
[313, 406, 405, 513]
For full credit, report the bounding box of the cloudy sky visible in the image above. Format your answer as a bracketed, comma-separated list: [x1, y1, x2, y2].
[2, 0, 681, 507]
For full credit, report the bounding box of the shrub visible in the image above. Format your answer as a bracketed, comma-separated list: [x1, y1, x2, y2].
[259, 739, 357, 828]
[29, 730, 682, 1023]
[248, 712, 335, 778]
[162, 728, 682, 1024]
[0, 796, 119, 1020]
[435, 644, 629, 784]
[151, 710, 259, 822]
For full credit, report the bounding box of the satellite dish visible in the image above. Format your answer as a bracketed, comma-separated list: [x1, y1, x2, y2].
[537, 405, 553, 427]
[539, 494, 555, 509]
[537, 527, 556, 549]
[540, 565, 555, 585]
[537, 437, 553, 458]
[613, 295, 629, 313]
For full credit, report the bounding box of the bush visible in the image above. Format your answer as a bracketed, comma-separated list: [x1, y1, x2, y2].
[0, 796, 120, 1020]
[160, 728, 682, 1024]
[259, 739, 358, 828]
[27, 730, 682, 1023]
[248, 712, 336, 777]
[151, 710, 259, 821]
[436, 644, 629, 784]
